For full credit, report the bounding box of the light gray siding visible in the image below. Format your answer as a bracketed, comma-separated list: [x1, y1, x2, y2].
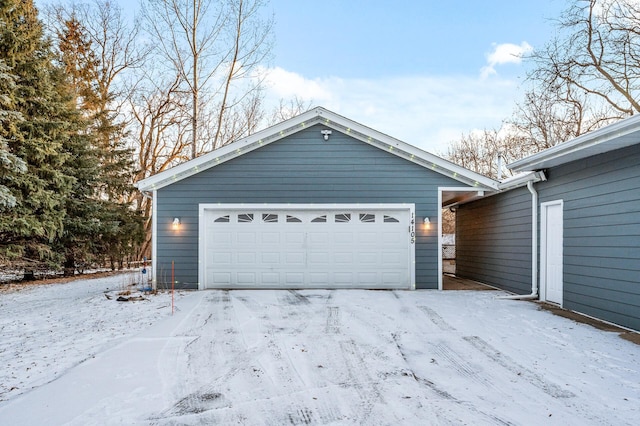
[455, 187, 533, 294]
[536, 144, 640, 331]
[155, 124, 461, 289]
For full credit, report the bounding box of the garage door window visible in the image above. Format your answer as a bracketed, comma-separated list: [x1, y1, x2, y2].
[311, 215, 327, 223]
[214, 215, 230, 223]
[238, 213, 254, 222]
[359, 213, 375, 223]
[335, 213, 351, 223]
[384, 215, 399, 223]
[262, 213, 278, 223]
[286, 215, 302, 223]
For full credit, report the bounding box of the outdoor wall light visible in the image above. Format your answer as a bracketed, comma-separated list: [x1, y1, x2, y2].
[423, 217, 430, 224]
[172, 217, 180, 230]
[321, 129, 332, 141]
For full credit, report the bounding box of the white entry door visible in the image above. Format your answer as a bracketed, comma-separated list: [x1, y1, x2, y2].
[199, 204, 415, 289]
[541, 200, 563, 305]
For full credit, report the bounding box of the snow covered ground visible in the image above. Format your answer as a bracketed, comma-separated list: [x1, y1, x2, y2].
[0, 275, 638, 425]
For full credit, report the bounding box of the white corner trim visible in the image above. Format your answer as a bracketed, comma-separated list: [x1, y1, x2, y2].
[151, 190, 157, 291]
[198, 204, 205, 290]
[437, 189, 443, 291]
[437, 186, 481, 290]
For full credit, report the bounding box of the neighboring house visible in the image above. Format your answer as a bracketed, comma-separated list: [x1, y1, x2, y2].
[456, 115, 640, 331]
[135, 107, 498, 291]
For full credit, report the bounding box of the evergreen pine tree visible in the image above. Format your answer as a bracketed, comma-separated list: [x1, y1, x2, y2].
[50, 65, 104, 275]
[0, 0, 74, 269]
[55, 14, 143, 271]
[52, 15, 105, 274]
[0, 60, 26, 212]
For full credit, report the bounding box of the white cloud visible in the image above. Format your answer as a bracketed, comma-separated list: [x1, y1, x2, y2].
[480, 42, 533, 78]
[261, 67, 521, 155]
[261, 66, 333, 101]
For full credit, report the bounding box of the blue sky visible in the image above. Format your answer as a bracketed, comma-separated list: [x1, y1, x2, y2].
[35, 0, 566, 153]
[262, 0, 565, 153]
[267, 0, 561, 79]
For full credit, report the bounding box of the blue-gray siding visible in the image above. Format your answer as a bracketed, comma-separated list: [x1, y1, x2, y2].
[455, 187, 533, 294]
[457, 144, 640, 331]
[536, 144, 640, 331]
[155, 124, 462, 289]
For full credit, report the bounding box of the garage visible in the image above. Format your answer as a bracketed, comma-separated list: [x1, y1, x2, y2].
[199, 204, 415, 289]
[137, 107, 498, 290]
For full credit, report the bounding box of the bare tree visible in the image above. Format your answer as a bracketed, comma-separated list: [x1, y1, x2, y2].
[446, 0, 640, 175]
[507, 81, 609, 152]
[46, 0, 147, 124]
[46, 0, 149, 201]
[128, 72, 193, 257]
[441, 209, 455, 234]
[443, 129, 527, 179]
[143, 0, 274, 158]
[201, 87, 266, 147]
[267, 96, 313, 126]
[529, 0, 640, 119]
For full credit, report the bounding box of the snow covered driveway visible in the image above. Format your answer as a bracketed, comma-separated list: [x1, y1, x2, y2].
[1, 277, 639, 425]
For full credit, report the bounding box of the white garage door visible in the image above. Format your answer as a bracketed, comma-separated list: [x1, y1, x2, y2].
[199, 204, 414, 289]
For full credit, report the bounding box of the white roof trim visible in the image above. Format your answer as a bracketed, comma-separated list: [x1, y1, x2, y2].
[136, 107, 499, 191]
[498, 171, 546, 191]
[509, 114, 640, 172]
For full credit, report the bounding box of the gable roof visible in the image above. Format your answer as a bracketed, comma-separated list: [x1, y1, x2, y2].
[509, 114, 640, 172]
[135, 107, 499, 192]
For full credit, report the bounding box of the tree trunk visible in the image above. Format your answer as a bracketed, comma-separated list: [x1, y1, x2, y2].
[63, 254, 75, 277]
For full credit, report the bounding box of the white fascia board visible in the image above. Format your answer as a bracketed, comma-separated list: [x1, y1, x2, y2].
[498, 171, 546, 191]
[452, 171, 546, 208]
[509, 114, 640, 172]
[136, 106, 499, 192]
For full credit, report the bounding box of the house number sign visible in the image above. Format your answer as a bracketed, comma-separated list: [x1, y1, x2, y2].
[410, 212, 415, 244]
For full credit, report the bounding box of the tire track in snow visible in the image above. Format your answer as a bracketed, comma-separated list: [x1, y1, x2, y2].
[285, 289, 311, 305]
[224, 292, 344, 425]
[164, 391, 227, 416]
[325, 306, 340, 334]
[276, 291, 313, 334]
[392, 334, 515, 426]
[390, 333, 456, 401]
[338, 339, 384, 423]
[418, 305, 456, 331]
[463, 336, 575, 399]
[282, 403, 344, 425]
[216, 291, 337, 425]
[155, 290, 249, 423]
[429, 340, 494, 389]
